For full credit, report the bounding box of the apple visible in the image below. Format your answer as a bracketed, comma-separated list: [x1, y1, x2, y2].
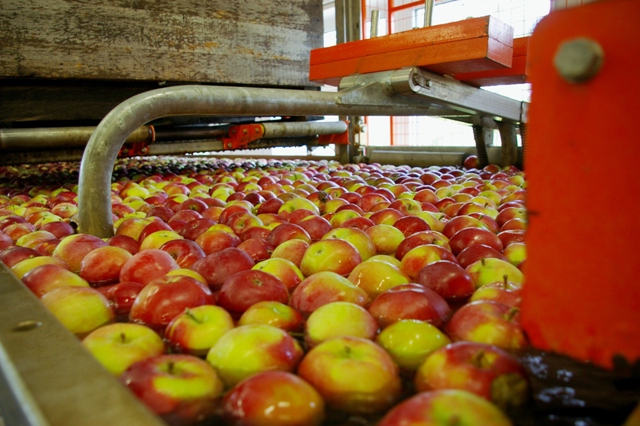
[115, 217, 151, 241]
[495, 206, 527, 228]
[399, 244, 458, 280]
[290, 271, 370, 317]
[226, 211, 263, 236]
[365, 224, 405, 256]
[120, 354, 224, 425]
[321, 227, 376, 261]
[194, 229, 241, 255]
[376, 319, 451, 371]
[179, 218, 217, 241]
[297, 336, 401, 415]
[104, 281, 145, 319]
[256, 197, 284, 215]
[269, 239, 309, 268]
[503, 241, 526, 267]
[377, 389, 513, 426]
[222, 371, 325, 426]
[4, 222, 36, 241]
[129, 274, 215, 331]
[469, 279, 523, 308]
[107, 234, 140, 255]
[79, 246, 133, 286]
[368, 208, 405, 226]
[414, 341, 529, 410]
[240, 225, 272, 242]
[159, 238, 205, 269]
[206, 324, 304, 387]
[463, 155, 479, 169]
[38, 221, 75, 239]
[252, 257, 304, 292]
[146, 206, 175, 223]
[237, 301, 305, 333]
[368, 283, 452, 329]
[456, 243, 508, 269]
[497, 229, 526, 248]
[217, 269, 289, 316]
[0, 246, 41, 268]
[299, 238, 362, 277]
[393, 215, 431, 237]
[305, 301, 379, 348]
[347, 259, 410, 299]
[236, 237, 274, 263]
[137, 220, 174, 244]
[466, 257, 524, 289]
[22, 263, 90, 297]
[442, 215, 487, 239]
[395, 230, 451, 260]
[164, 305, 235, 357]
[40, 287, 115, 338]
[448, 227, 503, 256]
[11, 255, 68, 280]
[266, 223, 312, 248]
[192, 247, 255, 291]
[415, 260, 475, 302]
[82, 322, 165, 375]
[119, 248, 180, 286]
[445, 300, 527, 350]
[52, 233, 108, 273]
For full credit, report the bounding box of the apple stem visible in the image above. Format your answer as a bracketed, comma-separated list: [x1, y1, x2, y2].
[184, 308, 201, 324]
[502, 275, 509, 288]
[471, 350, 486, 369]
[504, 307, 520, 322]
[481, 258, 486, 266]
[168, 360, 175, 375]
[120, 332, 126, 343]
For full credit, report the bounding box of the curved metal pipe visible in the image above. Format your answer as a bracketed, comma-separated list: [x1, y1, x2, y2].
[78, 84, 441, 237]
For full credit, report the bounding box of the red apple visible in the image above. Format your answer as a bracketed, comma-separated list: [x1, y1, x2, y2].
[252, 257, 304, 292]
[0, 246, 41, 268]
[159, 238, 205, 269]
[399, 244, 458, 280]
[107, 234, 140, 255]
[129, 274, 215, 331]
[38, 221, 75, 239]
[321, 227, 376, 261]
[266, 223, 311, 247]
[456, 243, 508, 269]
[368, 208, 405, 226]
[415, 260, 475, 302]
[52, 233, 109, 273]
[222, 371, 324, 426]
[393, 215, 431, 237]
[289, 271, 370, 317]
[414, 341, 529, 410]
[22, 263, 90, 297]
[304, 301, 378, 348]
[297, 336, 401, 415]
[119, 249, 180, 286]
[365, 224, 405, 256]
[237, 237, 274, 263]
[192, 247, 255, 291]
[448, 227, 503, 256]
[194, 229, 242, 255]
[378, 389, 512, 426]
[217, 269, 289, 316]
[368, 283, 452, 329]
[445, 300, 527, 350]
[120, 354, 224, 425]
[105, 281, 145, 319]
[179, 218, 217, 241]
[78, 246, 133, 287]
[395, 231, 451, 260]
[270, 239, 309, 267]
[347, 259, 410, 299]
[497, 229, 526, 248]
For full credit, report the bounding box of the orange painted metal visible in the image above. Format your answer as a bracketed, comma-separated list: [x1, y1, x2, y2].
[310, 16, 514, 86]
[521, 0, 640, 370]
[222, 124, 265, 150]
[454, 37, 529, 87]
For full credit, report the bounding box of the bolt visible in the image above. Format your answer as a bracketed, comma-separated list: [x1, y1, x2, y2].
[13, 320, 43, 332]
[554, 37, 603, 83]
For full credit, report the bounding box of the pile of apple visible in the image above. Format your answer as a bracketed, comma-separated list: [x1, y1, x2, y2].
[0, 154, 529, 425]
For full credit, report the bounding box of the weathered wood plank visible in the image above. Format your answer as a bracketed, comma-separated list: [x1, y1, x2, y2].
[0, 0, 322, 87]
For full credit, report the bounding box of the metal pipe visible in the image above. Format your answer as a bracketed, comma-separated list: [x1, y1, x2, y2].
[0, 126, 152, 151]
[261, 121, 348, 139]
[424, 0, 434, 27]
[77, 84, 443, 237]
[370, 10, 380, 38]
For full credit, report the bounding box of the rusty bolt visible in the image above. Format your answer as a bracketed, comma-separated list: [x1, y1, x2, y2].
[554, 37, 604, 83]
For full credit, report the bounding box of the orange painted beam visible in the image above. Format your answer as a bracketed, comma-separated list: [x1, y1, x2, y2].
[454, 37, 529, 87]
[310, 16, 514, 86]
[521, 0, 640, 370]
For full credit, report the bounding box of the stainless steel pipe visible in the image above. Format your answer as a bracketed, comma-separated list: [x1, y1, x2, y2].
[77, 83, 444, 237]
[261, 121, 348, 139]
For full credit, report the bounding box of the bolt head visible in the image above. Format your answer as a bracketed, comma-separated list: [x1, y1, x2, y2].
[554, 37, 604, 83]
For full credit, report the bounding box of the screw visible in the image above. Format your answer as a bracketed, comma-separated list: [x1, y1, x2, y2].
[13, 320, 43, 332]
[554, 37, 604, 83]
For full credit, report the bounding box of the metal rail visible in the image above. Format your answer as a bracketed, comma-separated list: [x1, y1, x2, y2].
[77, 68, 526, 237]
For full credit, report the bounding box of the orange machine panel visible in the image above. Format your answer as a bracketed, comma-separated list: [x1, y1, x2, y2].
[454, 36, 529, 87]
[310, 16, 514, 86]
[521, 0, 640, 369]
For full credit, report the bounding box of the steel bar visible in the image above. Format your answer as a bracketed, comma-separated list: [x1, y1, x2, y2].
[424, 0, 434, 27]
[0, 126, 152, 151]
[261, 121, 348, 139]
[0, 265, 165, 426]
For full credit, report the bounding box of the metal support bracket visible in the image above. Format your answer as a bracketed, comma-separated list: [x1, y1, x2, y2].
[222, 123, 265, 150]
